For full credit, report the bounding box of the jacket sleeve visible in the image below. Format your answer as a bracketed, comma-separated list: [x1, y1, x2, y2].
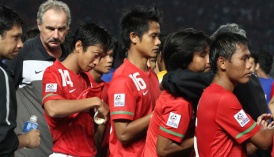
[0, 67, 19, 156]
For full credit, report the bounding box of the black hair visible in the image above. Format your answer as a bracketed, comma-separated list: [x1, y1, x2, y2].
[70, 22, 111, 53]
[162, 28, 210, 71]
[120, 5, 162, 50]
[0, 4, 24, 36]
[210, 32, 249, 74]
[257, 50, 273, 74]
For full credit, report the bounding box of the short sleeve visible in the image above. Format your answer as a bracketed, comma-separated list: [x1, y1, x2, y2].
[158, 94, 193, 143]
[216, 93, 260, 144]
[42, 66, 65, 105]
[108, 76, 137, 121]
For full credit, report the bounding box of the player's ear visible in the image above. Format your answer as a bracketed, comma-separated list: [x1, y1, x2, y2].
[218, 56, 227, 71]
[130, 32, 138, 44]
[75, 40, 83, 53]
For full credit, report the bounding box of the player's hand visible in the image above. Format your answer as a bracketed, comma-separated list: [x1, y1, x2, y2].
[25, 129, 40, 148]
[257, 113, 272, 130]
[267, 121, 274, 129]
[96, 100, 109, 124]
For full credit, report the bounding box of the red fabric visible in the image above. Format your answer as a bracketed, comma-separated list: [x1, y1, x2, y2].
[42, 60, 96, 156]
[108, 59, 160, 157]
[142, 90, 194, 157]
[86, 72, 110, 157]
[195, 83, 260, 157]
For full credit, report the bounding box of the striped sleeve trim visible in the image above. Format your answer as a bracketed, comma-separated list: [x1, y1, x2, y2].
[236, 122, 257, 139]
[0, 67, 11, 125]
[160, 126, 184, 138]
[42, 93, 59, 102]
[110, 111, 134, 116]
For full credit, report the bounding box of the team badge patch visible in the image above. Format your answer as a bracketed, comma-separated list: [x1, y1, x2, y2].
[234, 109, 250, 127]
[114, 94, 125, 107]
[45, 83, 57, 92]
[166, 112, 181, 128]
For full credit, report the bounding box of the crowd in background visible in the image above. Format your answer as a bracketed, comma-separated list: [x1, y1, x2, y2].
[3, 0, 274, 52]
[2, 0, 274, 157]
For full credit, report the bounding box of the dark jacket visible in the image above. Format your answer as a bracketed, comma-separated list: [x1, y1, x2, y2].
[0, 62, 18, 156]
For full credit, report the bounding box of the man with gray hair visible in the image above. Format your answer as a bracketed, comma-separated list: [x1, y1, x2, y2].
[5, 0, 71, 156]
[210, 23, 247, 39]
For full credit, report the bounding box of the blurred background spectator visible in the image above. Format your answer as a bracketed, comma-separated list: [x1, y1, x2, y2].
[2, 0, 274, 75]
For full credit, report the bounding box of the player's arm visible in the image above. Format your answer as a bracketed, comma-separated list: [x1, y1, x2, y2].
[114, 112, 152, 145]
[246, 142, 258, 155]
[44, 97, 109, 119]
[156, 136, 193, 156]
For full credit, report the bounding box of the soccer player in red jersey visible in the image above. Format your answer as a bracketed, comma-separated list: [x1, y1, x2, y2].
[107, 5, 162, 157]
[42, 23, 111, 157]
[142, 28, 211, 157]
[86, 38, 116, 157]
[195, 30, 274, 157]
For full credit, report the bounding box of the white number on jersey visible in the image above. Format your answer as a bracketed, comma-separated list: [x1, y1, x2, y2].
[58, 69, 73, 87]
[129, 72, 146, 91]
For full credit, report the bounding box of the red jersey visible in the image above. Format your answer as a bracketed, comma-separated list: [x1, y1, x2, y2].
[42, 60, 96, 157]
[142, 90, 194, 157]
[86, 72, 105, 98]
[108, 59, 160, 157]
[86, 72, 110, 157]
[195, 83, 260, 157]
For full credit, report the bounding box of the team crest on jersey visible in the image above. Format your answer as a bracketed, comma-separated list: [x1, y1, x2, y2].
[45, 83, 57, 92]
[114, 94, 125, 107]
[166, 112, 181, 128]
[234, 109, 250, 127]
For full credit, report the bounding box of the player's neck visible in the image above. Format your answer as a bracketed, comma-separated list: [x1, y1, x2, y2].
[212, 74, 235, 92]
[89, 70, 102, 84]
[127, 50, 148, 72]
[62, 53, 81, 74]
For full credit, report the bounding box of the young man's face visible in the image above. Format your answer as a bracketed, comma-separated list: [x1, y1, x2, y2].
[187, 46, 210, 73]
[38, 9, 69, 50]
[78, 44, 104, 72]
[93, 49, 114, 74]
[0, 24, 23, 60]
[249, 57, 256, 73]
[224, 44, 252, 84]
[136, 21, 161, 59]
[147, 57, 157, 72]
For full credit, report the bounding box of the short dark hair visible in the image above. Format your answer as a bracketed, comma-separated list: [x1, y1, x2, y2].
[210, 32, 249, 74]
[70, 22, 112, 53]
[0, 4, 24, 36]
[120, 5, 162, 50]
[257, 50, 273, 74]
[162, 28, 210, 71]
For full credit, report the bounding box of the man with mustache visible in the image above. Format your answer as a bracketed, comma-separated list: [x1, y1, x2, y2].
[4, 0, 71, 156]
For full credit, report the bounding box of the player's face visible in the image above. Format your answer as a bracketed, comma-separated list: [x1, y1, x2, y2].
[147, 57, 157, 72]
[0, 24, 23, 60]
[93, 49, 114, 74]
[80, 45, 104, 72]
[38, 9, 69, 50]
[249, 57, 256, 73]
[188, 46, 210, 73]
[136, 21, 161, 59]
[225, 44, 252, 84]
